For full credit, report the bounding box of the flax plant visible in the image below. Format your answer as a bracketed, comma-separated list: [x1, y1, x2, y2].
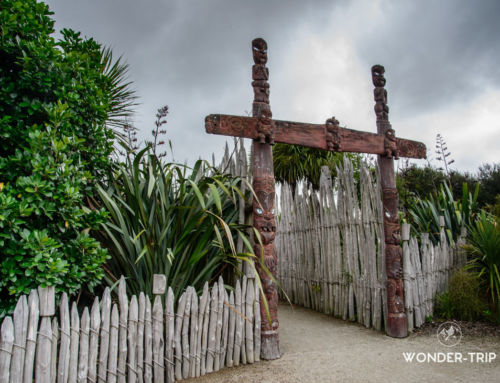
[97, 148, 257, 299]
[408, 182, 479, 245]
[464, 212, 500, 322]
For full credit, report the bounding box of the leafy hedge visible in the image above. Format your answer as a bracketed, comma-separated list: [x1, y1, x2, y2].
[0, 0, 130, 315]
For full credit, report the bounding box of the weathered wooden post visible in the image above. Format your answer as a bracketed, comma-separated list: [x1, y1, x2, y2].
[205, 39, 426, 344]
[250, 38, 280, 359]
[371, 65, 407, 337]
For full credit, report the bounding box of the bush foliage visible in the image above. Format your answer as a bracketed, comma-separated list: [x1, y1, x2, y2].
[97, 148, 256, 299]
[406, 182, 478, 245]
[435, 269, 487, 321]
[0, 0, 132, 315]
[464, 212, 500, 321]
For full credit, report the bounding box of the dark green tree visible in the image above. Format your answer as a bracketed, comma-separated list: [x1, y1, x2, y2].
[477, 163, 500, 210]
[397, 163, 478, 215]
[396, 164, 447, 214]
[0, 0, 134, 315]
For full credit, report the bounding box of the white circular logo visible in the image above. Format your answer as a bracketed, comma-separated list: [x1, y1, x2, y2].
[437, 321, 462, 347]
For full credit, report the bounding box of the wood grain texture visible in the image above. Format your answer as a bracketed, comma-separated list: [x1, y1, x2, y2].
[0, 317, 14, 383]
[225, 291, 235, 368]
[214, 278, 224, 371]
[51, 318, 59, 383]
[189, 288, 199, 378]
[107, 304, 119, 383]
[196, 283, 209, 378]
[205, 114, 426, 159]
[24, 290, 39, 383]
[57, 293, 70, 383]
[206, 283, 218, 373]
[152, 295, 164, 383]
[127, 296, 138, 383]
[88, 297, 100, 383]
[174, 292, 185, 381]
[181, 288, 191, 380]
[118, 277, 129, 383]
[220, 290, 229, 369]
[11, 295, 28, 383]
[164, 288, 175, 383]
[144, 297, 153, 383]
[77, 308, 90, 383]
[68, 302, 80, 383]
[232, 280, 242, 367]
[200, 286, 210, 376]
[98, 288, 111, 383]
[35, 317, 52, 383]
[137, 293, 146, 383]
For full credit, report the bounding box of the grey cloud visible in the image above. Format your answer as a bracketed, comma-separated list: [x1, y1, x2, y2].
[45, 0, 499, 171]
[354, 0, 500, 114]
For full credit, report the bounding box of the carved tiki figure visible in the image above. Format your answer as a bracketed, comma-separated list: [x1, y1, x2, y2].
[253, 176, 277, 246]
[253, 175, 279, 333]
[372, 64, 390, 121]
[387, 279, 405, 313]
[384, 128, 399, 159]
[325, 116, 341, 151]
[252, 39, 274, 144]
[256, 109, 274, 144]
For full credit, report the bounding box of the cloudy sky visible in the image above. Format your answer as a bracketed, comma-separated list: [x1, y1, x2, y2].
[46, 0, 499, 173]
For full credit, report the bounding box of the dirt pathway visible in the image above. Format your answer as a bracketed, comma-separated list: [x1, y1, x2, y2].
[185, 304, 500, 383]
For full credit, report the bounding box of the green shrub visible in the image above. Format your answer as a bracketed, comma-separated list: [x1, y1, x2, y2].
[0, 0, 133, 316]
[435, 269, 487, 321]
[407, 182, 478, 245]
[97, 148, 256, 299]
[464, 212, 500, 322]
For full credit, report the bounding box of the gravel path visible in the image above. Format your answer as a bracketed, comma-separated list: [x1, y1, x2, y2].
[185, 303, 500, 383]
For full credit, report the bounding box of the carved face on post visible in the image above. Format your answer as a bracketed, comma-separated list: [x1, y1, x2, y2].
[384, 221, 402, 244]
[387, 279, 405, 313]
[254, 199, 276, 244]
[252, 38, 268, 65]
[253, 177, 276, 245]
[371, 65, 386, 87]
[386, 244, 403, 279]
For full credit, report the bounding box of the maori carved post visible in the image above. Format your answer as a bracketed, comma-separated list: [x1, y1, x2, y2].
[372, 64, 408, 338]
[251, 38, 280, 359]
[205, 42, 426, 343]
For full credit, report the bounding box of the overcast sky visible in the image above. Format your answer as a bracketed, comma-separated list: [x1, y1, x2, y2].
[46, 0, 499, 173]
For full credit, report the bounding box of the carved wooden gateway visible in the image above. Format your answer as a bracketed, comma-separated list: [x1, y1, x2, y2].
[205, 38, 426, 359]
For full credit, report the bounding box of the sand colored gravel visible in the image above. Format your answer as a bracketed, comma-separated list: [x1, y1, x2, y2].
[185, 303, 500, 383]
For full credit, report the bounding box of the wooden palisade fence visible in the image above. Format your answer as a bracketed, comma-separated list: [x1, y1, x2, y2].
[275, 159, 467, 332]
[0, 144, 469, 381]
[0, 275, 261, 382]
[220, 141, 467, 332]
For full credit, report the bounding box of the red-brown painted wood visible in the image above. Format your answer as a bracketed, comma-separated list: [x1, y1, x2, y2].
[250, 38, 280, 360]
[205, 39, 424, 343]
[205, 114, 426, 159]
[372, 64, 408, 338]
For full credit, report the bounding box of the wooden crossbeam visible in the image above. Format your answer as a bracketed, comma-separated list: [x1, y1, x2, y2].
[205, 114, 426, 159]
